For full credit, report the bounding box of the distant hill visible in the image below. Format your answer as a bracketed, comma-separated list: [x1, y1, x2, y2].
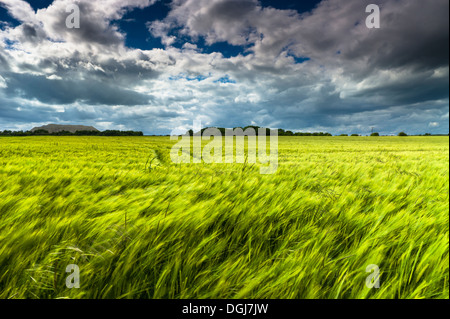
[31, 124, 99, 134]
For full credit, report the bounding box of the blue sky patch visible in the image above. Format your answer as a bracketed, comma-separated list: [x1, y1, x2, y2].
[24, 0, 54, 11]
[214, 75, 236, 84]
[293, 56, 311, 64]
[119, 0, 171, 50]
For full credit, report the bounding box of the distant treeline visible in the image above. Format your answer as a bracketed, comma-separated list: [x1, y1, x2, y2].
[186, 127, 447, 137]
[278, 129, 332, 136]
[0, 130, 144, 136]
[1, 128, 446, 137]
[187, 126, 333, 136]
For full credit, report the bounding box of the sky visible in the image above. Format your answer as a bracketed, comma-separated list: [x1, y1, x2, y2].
[0, 0, 448, 135]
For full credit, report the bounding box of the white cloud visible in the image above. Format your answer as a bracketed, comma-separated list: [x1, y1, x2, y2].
[46, 74, 62, 80]
[0, 0, 38, 24]
[429, 122, 440, 128]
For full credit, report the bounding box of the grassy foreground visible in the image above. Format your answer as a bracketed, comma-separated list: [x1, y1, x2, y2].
[0, 136, 448, 299]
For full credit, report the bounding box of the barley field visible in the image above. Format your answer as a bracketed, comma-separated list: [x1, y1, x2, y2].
[0, 136, 448, 299]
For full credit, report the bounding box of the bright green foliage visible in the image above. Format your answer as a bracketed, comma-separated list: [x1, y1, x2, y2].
[0, 136, 448, 299]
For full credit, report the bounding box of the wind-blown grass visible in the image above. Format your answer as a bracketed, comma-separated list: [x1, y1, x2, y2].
[0, 136, 448, 299]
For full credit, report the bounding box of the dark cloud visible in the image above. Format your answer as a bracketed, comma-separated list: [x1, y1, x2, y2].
[0, 96, 59, 124]
[351, 73, 450, 106]
[337, 0, 450, 77]
[3, 73, 151, 105]
[42, 1, 123, 47]
[22, 24, 37, 38]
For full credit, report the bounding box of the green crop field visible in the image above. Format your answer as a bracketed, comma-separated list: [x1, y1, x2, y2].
[0, 136, 448, 299]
